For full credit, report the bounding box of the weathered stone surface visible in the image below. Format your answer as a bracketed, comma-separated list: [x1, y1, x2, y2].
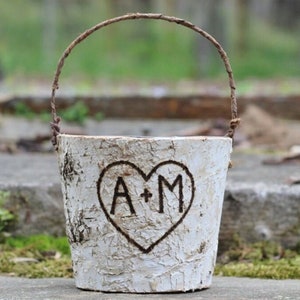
[220, 184, 300, 252]
[220, 153, 300, 252]
[1, 275, 300, 300]
[0, 151, 299, 252]
[2, 185, 65, 236]
[0, 153, 65, 236]
[0, 115, 202, 143]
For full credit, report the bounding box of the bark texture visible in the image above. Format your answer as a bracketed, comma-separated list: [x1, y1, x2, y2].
[57, 135, 231, 292]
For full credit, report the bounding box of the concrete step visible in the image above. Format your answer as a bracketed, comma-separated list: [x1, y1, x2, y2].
[1, 275, 300, 300]
[1, 151, 300, 251]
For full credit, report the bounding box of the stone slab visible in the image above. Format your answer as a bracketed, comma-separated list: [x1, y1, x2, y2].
[220, 153, 300, 251]
[0, 276, 300, 300]
[0, 116, 203, 143]
[1, 151, 300, 250]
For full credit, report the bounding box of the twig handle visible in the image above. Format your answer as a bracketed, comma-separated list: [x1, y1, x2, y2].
[51, 13, 240, 150]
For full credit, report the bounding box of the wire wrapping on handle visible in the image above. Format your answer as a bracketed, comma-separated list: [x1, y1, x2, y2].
[50, 13, 240, 151]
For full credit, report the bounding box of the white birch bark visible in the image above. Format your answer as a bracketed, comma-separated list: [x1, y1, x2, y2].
[57, 135, 231, 292]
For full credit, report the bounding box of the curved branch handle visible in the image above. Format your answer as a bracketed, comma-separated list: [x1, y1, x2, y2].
[51, 13, 240, 149]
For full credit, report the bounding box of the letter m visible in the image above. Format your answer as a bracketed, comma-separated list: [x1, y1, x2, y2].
[158, 174, 183, 213]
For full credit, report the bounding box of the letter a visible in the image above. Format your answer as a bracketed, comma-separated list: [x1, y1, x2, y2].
[110, 177, 136, 215]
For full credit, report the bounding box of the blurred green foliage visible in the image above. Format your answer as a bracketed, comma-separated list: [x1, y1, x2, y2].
[13, 101, 94, 124]
[4, 234, 70, 256]
[14, 102, 36, 119]
[1, 234, 300, 279]
[0, 191, 15, 234]
[231, 22, 300, 78]
[215, 240, 300, 279]
[0, 234, 72, 278]
[60, 101, 89, 124]
[0, 1, 299, 81]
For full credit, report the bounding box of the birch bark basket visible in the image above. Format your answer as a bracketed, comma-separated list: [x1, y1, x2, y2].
[50, 13, 240, 293]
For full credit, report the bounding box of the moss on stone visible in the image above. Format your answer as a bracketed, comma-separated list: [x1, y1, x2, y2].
[1, 235, 300, 279]
[215, 240, 300, 279]
[0, 235, 72, 278]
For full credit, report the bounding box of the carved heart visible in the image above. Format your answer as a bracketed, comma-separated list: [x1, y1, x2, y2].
[97, 160, 195, 253]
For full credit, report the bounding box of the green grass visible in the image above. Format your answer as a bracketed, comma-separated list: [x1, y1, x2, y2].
[215, 258, 300, 279]
[231, 22, 300, 79]
[0, 1, 299, 81]
[0, 235, 72, 278]
[215, 240, 300, 279]
[0, 1, 195, 80]
[0, 191, 15, 234]
[4, 235, 71, 256]
[0, 251, 72, 278]
[1, 235, 300, 279]
[12, 101, 94, 124]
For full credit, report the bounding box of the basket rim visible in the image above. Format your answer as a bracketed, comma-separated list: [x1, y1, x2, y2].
[57, 133, 232, 141]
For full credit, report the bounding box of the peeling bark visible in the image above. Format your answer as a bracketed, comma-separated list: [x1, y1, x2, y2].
[57, 135, 231, 292]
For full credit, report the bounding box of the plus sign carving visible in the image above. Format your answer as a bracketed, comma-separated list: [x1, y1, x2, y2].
[97, 160, 195, 253]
